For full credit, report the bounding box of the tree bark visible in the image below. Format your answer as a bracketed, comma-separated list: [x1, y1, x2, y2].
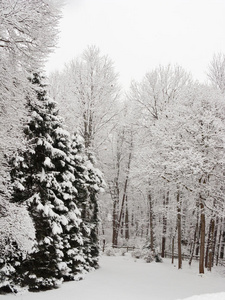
[195, 220, 201, 257]
[125, 196, 129, 240]
[120, 210, 124, 237]
[161, 236, 166, 258]
[205, 221, 211, 268]
[161, 191, 169, 258]
[216, 218, 223, 265]
[207, 218, 215, 271]
[148, 193, 155, 252]
[212, 217, 219, 267]
[111, 179, 120, 247]
[199, 199, 205, 274]
[172, 235, 175, 265]
[220, 223, 225, 259]
[177, 190, 182, 269]
[205, 217, 215, 270]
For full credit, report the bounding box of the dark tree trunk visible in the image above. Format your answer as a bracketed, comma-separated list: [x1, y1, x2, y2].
[148, 193, 155, 253]
[199, 200, 205, 274]
[207, 218, 215, 271]
[111, 180, 120, 248]
[125, 196, 129, 240]
[220, 225, 225, 259]
[161, 236, 166, 258]
[120, 210, 124, 237]
[205, 222, 211, 268]
[212, 217, 219, 267]
[216, 218, 223, 265]
[177, 190, 182, 269]
[205, 217, 215, 270]
[161, 191, 169, 258]
[172, 235, 175, 265]
[195, 221, 201, 257]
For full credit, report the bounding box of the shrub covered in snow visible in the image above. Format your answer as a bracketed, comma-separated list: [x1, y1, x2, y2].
[0, 199, 35, 256]
[132, 249, 142, 259]
[131, 247, 162, 263]
[131, 248, 154, 263]
[104, 247, 116, 256]
[0, 197, 35, 293]
[142, 249, 155, 263]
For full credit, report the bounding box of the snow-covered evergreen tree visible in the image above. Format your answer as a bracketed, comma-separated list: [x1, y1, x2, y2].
[83, 158, 103, 269]
[10, 74, 85, 290]
[69, 134, 104, 270]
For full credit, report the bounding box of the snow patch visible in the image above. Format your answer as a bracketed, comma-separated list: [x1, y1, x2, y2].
[57, 262, 68, 271]
[177, 292, 225, 300]
[15, 181, 25, 191]
[52, 222, 62, 235]
[43, 157, 54, 168]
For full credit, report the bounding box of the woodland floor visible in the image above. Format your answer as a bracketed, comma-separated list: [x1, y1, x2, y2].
[2, 254, 225, 300]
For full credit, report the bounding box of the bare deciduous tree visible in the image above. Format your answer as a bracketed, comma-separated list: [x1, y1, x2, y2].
[49, 45, 120, 151]
[207, 53, 225, 93]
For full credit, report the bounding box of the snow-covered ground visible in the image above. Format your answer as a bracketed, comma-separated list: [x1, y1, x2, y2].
[2, 254, 225, 300]
[180, 294, 225, 300]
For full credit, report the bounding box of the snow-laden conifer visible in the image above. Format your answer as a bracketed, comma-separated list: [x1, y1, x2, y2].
[10, 74, 84, 290]
[69, 134, 104, 270]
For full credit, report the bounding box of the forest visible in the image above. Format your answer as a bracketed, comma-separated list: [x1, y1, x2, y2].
[0, 0, 224, 294]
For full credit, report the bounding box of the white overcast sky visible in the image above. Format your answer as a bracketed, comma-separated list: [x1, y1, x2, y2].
[45, 0, 225, 89]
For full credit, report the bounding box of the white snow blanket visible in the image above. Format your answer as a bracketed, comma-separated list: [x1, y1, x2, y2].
[179, 293, 225, 300]
[3, 255, 225, 300]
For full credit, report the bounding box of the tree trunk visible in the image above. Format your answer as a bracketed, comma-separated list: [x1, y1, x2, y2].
[220, 224, 225, 259]
[101, 224, 106, 252]
[116, 177, 128, 242]
[216, 218, 223, 265]
[195, 220, 201, 257]
[212, 217, 219, 267]
[205, 222, 211, 268]
[125, 196, 129, 240]
[177, 190, 182, 269]
[111, 180, 120, 248]
[172, 235, 175, 264]
[207, 218, 215, 271]
[112, 207, 118, 247]
[161, 191, 169, 258]
[120, 210, 124, 237]
[205, 217, 215, 270]
[199, 200, 205, 274]
[148, 193, 155, 253]
[161, 236, 166, 258]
